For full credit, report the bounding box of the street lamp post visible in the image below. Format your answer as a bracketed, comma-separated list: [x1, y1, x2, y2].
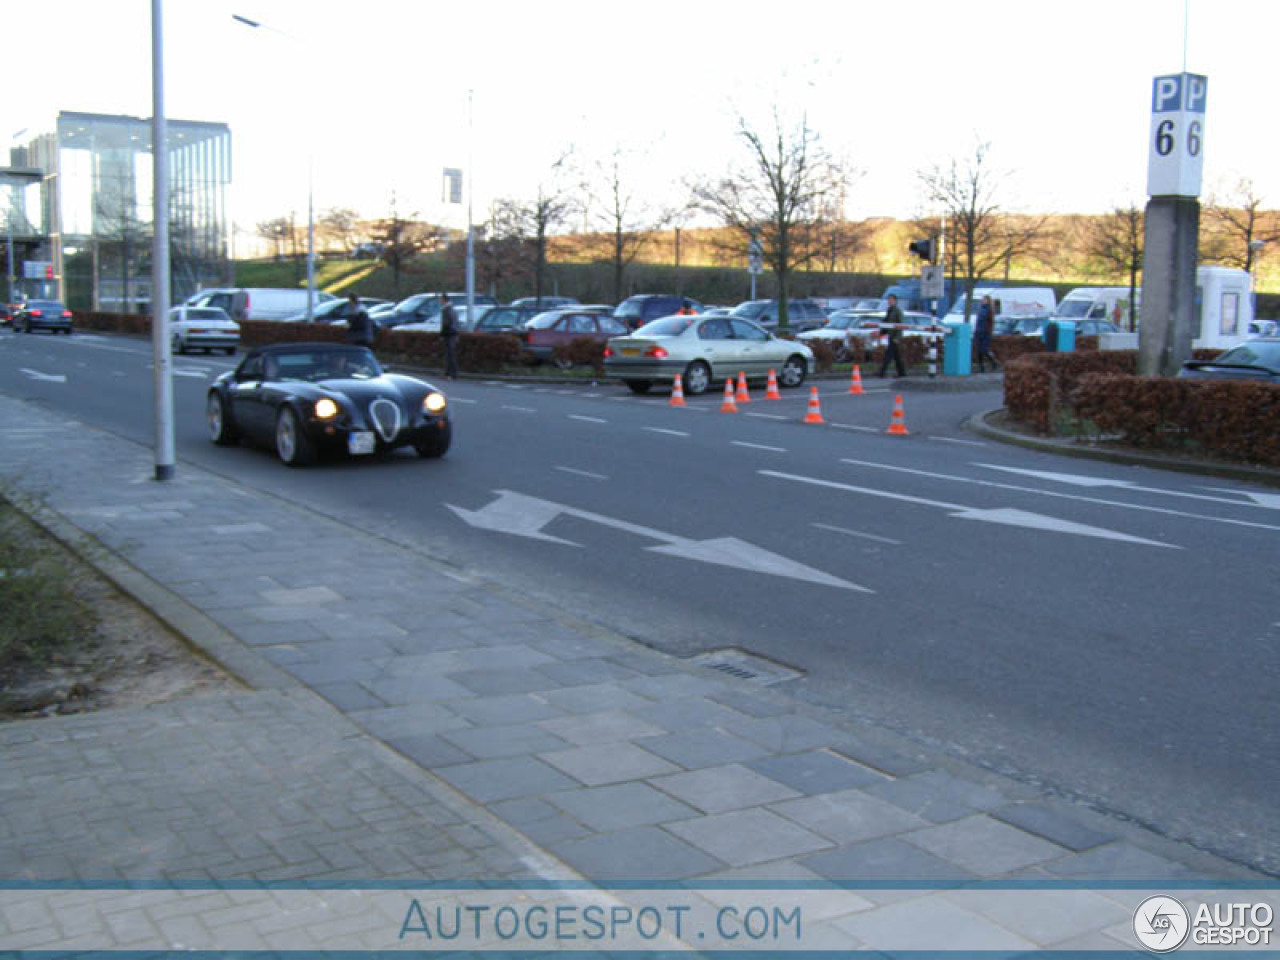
[151, 0, 175, 481]
[232, 14, 316, 322]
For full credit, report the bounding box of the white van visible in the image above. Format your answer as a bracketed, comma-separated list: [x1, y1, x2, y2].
[184, 287, 337, 323]
[1054, 287, 1137, 329]
[944, 286, 1057, 323]
[1100, 266, 1254, 351]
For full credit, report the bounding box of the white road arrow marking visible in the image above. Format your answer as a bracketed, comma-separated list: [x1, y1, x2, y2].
[20, 368, 66, 383]
[447, 489, 869, 591]
[761, 470, 1178, 548]
[839, 458, 1280, 533]
[1206, 488, 1280, 510]
[979, 464, 1280, 509]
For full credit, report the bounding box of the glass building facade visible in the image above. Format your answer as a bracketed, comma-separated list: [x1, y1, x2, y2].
[19, 111, 232, 311]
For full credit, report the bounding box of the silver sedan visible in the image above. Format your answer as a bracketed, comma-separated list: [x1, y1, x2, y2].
[604, 314, 813, 395]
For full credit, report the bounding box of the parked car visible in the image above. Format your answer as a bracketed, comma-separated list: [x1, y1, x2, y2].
[1, 302, 20, 327]
[524, 309, 630, 367]
[170, 306, 239, 355]
[378, 292, 499, 329]
[206, 343, 452, 466]
[467, 304, 539, 334]
[509, 296, 579, 310]
[604, 313, 813, 395]
[730, 298, 829, 333]
[13, 299, 73, 334]
[796, 310, 879, 359]
[613, 294, 704, 331]
[1178, 337, 1280, 383]
[185, 287, 338, 323]
[279, 297, 389, 324]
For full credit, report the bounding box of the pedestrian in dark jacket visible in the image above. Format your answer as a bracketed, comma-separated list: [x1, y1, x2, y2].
[877, 294, 907, 378]
[439, 294, 459, 379]
[345, 293, 374, 349]
[975, 294, 999, 372]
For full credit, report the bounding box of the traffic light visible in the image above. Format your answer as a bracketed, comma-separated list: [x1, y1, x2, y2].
[908, 237, 938, 262]
[44, 265, 54, 279]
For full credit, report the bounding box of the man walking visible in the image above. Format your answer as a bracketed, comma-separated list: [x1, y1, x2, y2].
[975, 294, 999, 372]
[877, 293, 907, 378]
[439, 293, 460, 379]
[344, 293, 374, 350]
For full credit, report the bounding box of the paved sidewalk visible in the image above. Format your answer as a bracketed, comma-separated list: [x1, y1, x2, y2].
[0, 392, 1267, 950]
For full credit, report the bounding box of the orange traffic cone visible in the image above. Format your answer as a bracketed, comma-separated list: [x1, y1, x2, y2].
[720, 379, 739, 413]
[886, 394, 909, 435]
[670, 373, 686, 407]
[735, 371, 751, 403]
[803, 386, 824, 424]
[765, 369, 782, 400]
[848, 364, 865, 395]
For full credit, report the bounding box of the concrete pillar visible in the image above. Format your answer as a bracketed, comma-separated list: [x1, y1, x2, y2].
[1137, 196, 1200, 377]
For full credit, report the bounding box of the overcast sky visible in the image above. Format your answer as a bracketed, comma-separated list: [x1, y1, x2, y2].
[5, 0, 1276, 240]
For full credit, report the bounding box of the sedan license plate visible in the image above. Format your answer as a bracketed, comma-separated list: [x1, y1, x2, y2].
[620, 347, 641, 356]
[348, 431, 376, 455]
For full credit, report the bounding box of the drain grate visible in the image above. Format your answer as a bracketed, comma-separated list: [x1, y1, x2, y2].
[687, 647, 804, 686]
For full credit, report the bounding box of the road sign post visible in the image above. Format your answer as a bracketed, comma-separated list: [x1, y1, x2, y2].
[748, 237, 763, 300]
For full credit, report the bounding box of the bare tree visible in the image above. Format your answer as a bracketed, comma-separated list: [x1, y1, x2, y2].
[255, 217, 290, 261]
[918, 141, 1047, 321]
[317, 207, 362, 256]
[94, 182, 149, 312]
[368, 194, 444, 292]
[1078, 205, 1144, 331]
[577, 147, 681, 304]
[1202, 178, 1279, 272]
[490, 155, 577, 301]
[691, 109, 852, 329]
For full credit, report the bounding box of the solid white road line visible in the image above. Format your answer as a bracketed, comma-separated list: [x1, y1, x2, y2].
[568, 415, 608, 424]
[643, 427, 691, 437]
[555, 466, 609, 480]
[732, 441, 787, 453]
[812, 522, 903, 545]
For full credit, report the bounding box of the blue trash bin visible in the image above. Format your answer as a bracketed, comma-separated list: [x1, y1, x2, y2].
[943, 321, 972, 376]
[1044, 319, 1077, 352]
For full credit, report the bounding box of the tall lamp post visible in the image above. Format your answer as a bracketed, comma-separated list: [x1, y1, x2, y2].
[151, 0, 175, 481]
[232, 14, 316, 321]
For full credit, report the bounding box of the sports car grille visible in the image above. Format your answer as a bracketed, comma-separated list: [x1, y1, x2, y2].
[369, 397, 402, 442]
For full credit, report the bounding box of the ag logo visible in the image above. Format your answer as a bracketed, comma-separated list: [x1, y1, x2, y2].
[1134, 896, 1190, 952]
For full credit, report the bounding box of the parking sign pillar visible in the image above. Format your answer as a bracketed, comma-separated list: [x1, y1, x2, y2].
[1138, 72, 1206, 377]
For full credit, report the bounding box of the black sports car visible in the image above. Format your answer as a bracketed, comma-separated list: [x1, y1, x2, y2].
[206, 343, 451, 466]
[1178, 338, 1280, 383]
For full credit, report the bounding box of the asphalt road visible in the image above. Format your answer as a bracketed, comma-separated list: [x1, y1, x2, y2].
[2, 328, 1277, 876]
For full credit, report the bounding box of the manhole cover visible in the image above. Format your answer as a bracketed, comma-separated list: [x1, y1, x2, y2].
[687, 648, 804, 686]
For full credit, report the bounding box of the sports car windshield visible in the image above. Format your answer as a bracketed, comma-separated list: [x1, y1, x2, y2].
[269, 348, 382, 382]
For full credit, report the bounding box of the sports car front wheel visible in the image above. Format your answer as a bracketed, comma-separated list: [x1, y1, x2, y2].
[207, 392, 239, 446]
[275, 407, 316, 466]
[415, 421, 452, 459]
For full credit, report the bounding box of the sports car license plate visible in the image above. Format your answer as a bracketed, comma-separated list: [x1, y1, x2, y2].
[348, 431, 376, 455]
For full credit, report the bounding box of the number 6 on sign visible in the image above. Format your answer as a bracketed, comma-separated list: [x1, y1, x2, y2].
[1147, 73, 1207, 198]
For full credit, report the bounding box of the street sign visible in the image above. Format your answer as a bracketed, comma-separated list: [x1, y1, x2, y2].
[442, 168, 463, 204]
[24, 260, 52, 280]
[1147, 73, 1207, 198]
[748, 237, 763, 275]
[921, 265, 944, 298]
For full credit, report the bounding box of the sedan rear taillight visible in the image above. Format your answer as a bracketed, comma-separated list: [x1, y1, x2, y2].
[645, 345, 668, 359]
[30, 310, 43, 318]
[603, 345, 613, 358]
[62, 310, 72, 319]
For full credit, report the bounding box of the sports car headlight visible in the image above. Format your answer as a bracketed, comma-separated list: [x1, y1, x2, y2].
[423, 392, 447, 414]
[314, 397, 339, 420]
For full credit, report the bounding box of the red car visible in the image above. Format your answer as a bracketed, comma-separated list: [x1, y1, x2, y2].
[523, 308, 629, 368]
